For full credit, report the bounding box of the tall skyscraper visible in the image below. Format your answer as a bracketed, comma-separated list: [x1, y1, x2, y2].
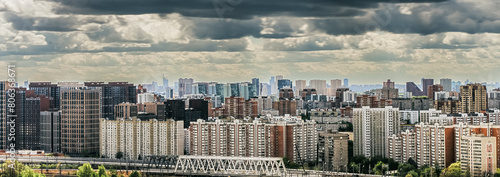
[84, 82, 136, 120]
[310, 80, 327, 95]
[40, 110, 61, 153]
[376, 79, 398, 100]
[60, 87, 100, 155]
[277, 79, 292, 90]
[29, 82, 60, 110]
[162, 74, 169, 87]
[251, 78, 259, 96]
[440, 78, 452, 92]
[330, 79, 342, 96]
[178, 78, 194, 98]
[269, 76, 276, 95]
[427, 84, 444, 100]
[343, 78, 349, 88]
[353, 106, 400, 158]
[295, 80, 306, 97]
[460, 83, 488, 113]
[421, 78, 434, 97]
[406, 82, 424, 96]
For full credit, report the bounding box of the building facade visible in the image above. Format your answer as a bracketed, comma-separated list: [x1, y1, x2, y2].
[353, 106, 400, 158]
[100, 118, 184, 160]
[60, 87, 100, 155]
[189, 119, 317, 163]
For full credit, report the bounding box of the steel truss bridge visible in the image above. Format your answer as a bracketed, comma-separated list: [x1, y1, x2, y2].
[174, 155, 286, 176]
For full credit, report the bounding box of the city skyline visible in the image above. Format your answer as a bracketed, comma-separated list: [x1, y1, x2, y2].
[0, 0, 499, 84]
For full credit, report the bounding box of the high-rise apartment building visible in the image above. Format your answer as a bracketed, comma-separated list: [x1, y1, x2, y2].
[455, 123, 500, 170]
[353, 106, 400, 158]
[224, 96, 256, 118]
[277, 79, 292, 90]
[460, 134, 497, 176]
[343, 78, 348, 88]
[460, 83, 488, 113]
[318, 131, 348, 171]
[406, 82, 425, 96]
[295, 80, 306, 97]
[100, 118, 184, 160]
[252, 78, 260, 96]
[310, 80, 327, 95]
[178, 78, 194, 98]
[415, 123, 455, 169]
[137, 93, 155, 103]
[376, 79, 398, 100]
[330, 79, 342, 96]
[440, 78, 452, 92]
[84, 82, 136, 120]
[29, 82, 60, 110]
[189, 119, 317, 163]
[114, 103, 138, 119]
[60, 87, 100, 155]
[421, 78, 434, 97]
[388, 130, 416, 164]
[40, 110, 61, 152]
[427, 84, 444, 100]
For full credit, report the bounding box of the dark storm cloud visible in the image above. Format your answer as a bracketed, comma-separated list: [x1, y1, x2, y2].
[4, 13, 107, 32]
[51, 0, 448, 19]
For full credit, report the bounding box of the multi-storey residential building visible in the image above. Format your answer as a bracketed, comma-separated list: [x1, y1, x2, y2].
[330, 79, 342, 96]
[224, 96, 256, 118]
[273, 99, 297, 116]
[189, 119, 317, 163]
[460, 83, 488, 113]
[318, 131, 348, 171]
[406, 82, 424, 96]
[137, 93, 155, 104]
[459, 134, 497, 176]
[399, 110, 419, 124]
[421, 78, 434, 97]
[178, 78, 194, 98]
[84, 82, 136, 120]
[353, 106, 400, 158]
[40, 111, 61, 152]
[310, 80, 327, 95]
[388, 130, 416, 164]
[419, 109, 441, 123]
[414, 123, 455, 169]
[434, 99, 460, 114]
[29, 82, 60, 110]
[114, 103, 138, 119]
[426, 84, 443, 100]
[61, 87, 100, 155]
[455, 123, 500, 169]
[440, 78, 452, 92]
[295, 80, 306, 97]
[376, 79, 398, 100]
[100, 118, 184, 160]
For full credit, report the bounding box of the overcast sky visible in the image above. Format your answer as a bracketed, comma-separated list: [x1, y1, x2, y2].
[0, 0, 499, 85]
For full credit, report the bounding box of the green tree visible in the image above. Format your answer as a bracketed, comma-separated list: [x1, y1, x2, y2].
[494, 168, 500, 177]
[77, 163, 97, 177]
[397, 163, 416, 177]
[373, 161, 388, 175]
[406, 170, 418, 177]
[349, 162, 359, 173]
[115, 152, 123, 159]
[129, 171, 140, 177]
[441, 161, 461, 177]
[98, 165, 109, 177]
[0, 160, 46, 177]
